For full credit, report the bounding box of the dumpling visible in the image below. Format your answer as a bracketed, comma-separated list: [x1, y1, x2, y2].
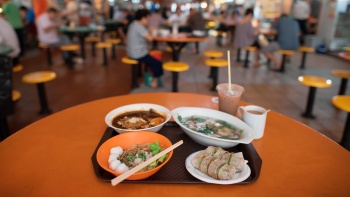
[110, 146, 123, 155]
[116, 163, 129, 173]
[109, 160, 121, 171]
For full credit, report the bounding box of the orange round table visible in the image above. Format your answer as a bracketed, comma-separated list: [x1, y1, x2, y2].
[153, 34, 208, 61]
[0, 93, 349, 196]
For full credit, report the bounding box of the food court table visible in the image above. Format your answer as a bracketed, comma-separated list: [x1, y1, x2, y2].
[60, 26, 103, 59]
[0, 44, 13, 56]
[153, 34, 208, 61]
[0, 93, 349, 196]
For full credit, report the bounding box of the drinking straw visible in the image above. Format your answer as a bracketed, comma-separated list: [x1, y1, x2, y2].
[227, 51, 232, 92]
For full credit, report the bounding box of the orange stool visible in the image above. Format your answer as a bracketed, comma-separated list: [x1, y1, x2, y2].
[244, 46, 257, 68]
[22, 71, 57, 114]
[332, 96, 350, 150]
[277, 50, 295, 72]
[205, 59, 228, 91]
[163, 62, 189, 92]
[299, 46, 314, 69]
[96, 42, 112, 66]
[298, 75, 332, 119]
[331, 70, 350, 95]
[122, 57, 139, 89]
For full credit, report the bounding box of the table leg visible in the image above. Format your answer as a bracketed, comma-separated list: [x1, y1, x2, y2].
[172, 72, 179, 92]
[278, 55, 287, 73]
[168, 42, 187, 61]
[131, 64, 139, 89]
[111, 44, 116, 60]
[302, 87, 316, 119]
[244, 50, 250, 69]
[299, 52, 307, 69]
[340, 113, 350, 151]
[102, 48, 108, 66]
[0, 117, 9, 141]
[91, 43, 96, 57]
[236, 48, 241, 62]
[338, 78, 348, 95]
[211, 67, 218, 91]
[47, 48, 52, 66]
[195, 42, 199, 54]
[36, 83, 52, 114]
[79, 35, 86, 59]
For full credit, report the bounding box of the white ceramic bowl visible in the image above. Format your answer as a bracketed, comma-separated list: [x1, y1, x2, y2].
[159, 29, 170, 37]
[105, 103, 171, 133]
[171, 107, 254, 148]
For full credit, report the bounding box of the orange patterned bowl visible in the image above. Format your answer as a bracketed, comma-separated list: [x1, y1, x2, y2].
[96, 131, 173, 180]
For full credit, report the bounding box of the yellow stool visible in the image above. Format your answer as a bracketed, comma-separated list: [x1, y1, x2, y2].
[299, 46, 314, 69]
[331, 70, 350, 95]
[60, 44, 80, 51]
[298, 75, 332, 119]
[243, 46, 257, 68]
[39, 43, 53, 65]
[204, 50, 223, 58]
[12, 90, 21, 102]
[107, 38, 121, 60]
[97, 42, 112, 66]
[344, 47, 350, 55]
[12, 64, 23, 73]
[163, 62, 189, 92]
[277, 50, 295, 72]
[332, 95, 350, 150]
[85, 36, 100, 57]
[205, 59, 228, 91]
[22, 71, 57, 114]
[122, 57, 140, 89]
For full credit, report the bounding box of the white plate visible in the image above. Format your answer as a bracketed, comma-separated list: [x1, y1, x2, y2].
[185, 151, 251, 185]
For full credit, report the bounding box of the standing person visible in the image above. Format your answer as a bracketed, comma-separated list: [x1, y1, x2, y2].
[36, 7, 82, 68]
[0, 0, 25, 56]
[62, 0, 79, 26]
[234, 8, 260, 67]
[0, 15, 20, 65]
[292, 0, 310, 44]
[127, 9, 163, 88]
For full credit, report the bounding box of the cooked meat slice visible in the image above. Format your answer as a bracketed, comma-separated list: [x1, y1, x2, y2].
[207, 158, 226, 179]
[220, 152, 231, 163]
[229, 152, 246, 172]
[217, 164, 236, 180]
[191, 151, 207, 169]
[200, 156, 215, 173]
[202, 146, 216, 155]
[213, 148, 227, 158]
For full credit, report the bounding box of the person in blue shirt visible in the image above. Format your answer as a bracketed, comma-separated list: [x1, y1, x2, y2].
[273, 14, 300, 50]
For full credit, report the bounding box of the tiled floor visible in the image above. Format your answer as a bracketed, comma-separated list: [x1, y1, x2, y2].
[7, 37, 350, 144]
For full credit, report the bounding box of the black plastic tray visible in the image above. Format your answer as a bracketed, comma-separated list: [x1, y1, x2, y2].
[91, 122, 262, 184]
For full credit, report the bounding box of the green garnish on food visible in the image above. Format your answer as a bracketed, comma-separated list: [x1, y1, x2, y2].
[178, 115, 244, 140]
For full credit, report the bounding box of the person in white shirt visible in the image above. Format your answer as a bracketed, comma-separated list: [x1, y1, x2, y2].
[36, 7, 82, 68]
[62, 0, 79, 26]
[292, 0, 310, 43]
[168, 8, 188, 26]
[0, 16, 20, 65]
